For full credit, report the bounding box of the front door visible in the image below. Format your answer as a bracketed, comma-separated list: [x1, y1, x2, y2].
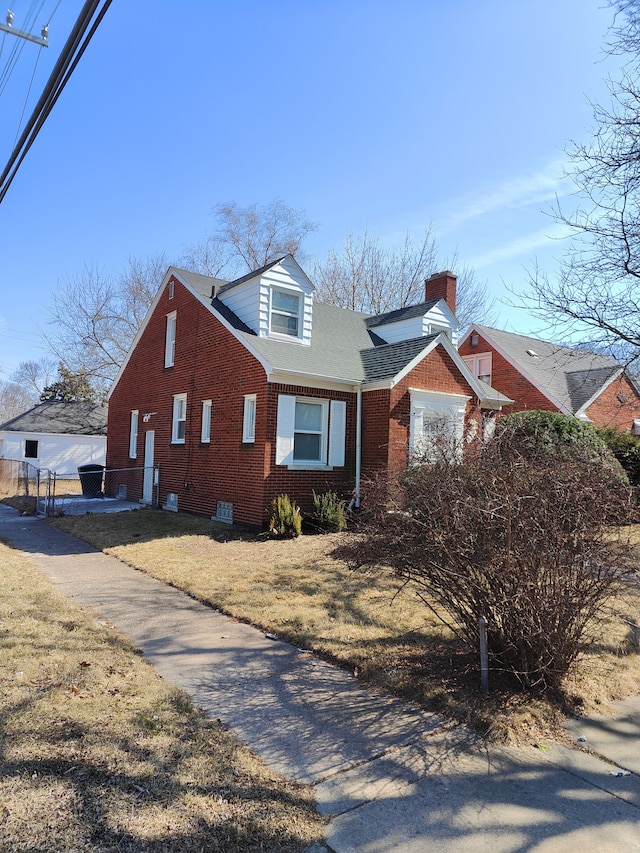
[143, 430, 154, 503]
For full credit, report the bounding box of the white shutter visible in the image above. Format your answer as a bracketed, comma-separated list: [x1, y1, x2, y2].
[276, 395, 296, 465]
[328, 400, 346, 467]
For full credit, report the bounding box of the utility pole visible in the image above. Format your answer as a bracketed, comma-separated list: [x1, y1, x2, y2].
[0, 10, 49, 47]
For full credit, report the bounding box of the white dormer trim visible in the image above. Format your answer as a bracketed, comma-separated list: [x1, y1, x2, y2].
[372, 300, 459, 346]
[219, 255, 314, 345]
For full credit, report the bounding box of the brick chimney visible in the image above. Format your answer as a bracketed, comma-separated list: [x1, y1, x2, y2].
[425, 270, 457, 314]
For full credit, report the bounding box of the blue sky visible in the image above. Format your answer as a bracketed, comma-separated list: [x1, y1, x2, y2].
[0, 0, 622, 380]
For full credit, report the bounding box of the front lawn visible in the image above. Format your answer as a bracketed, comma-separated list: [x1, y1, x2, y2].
[49, 509, 640, 743]
[0, 537, 325, 852]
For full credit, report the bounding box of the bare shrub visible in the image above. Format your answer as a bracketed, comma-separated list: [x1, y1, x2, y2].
[347, 419, 634, 692]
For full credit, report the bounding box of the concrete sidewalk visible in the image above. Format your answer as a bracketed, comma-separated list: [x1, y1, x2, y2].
[1, 505, 639, 852]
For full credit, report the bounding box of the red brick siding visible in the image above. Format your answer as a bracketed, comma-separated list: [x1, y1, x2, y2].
[361, 389, 392, 474]
[458, 334, 557, 415]
[360, 344, 482, 477]
[459, 333, 640, 430]
[263, 382, 357, 520]
[583, 375, 640, 430]
[108, 275, 359, 526]
[108, 275, 269, 526]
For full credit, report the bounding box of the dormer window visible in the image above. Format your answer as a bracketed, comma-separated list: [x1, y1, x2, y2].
[271, 289, 300, 337]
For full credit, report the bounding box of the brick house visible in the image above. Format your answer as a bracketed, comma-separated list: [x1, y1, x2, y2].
[458, 324, 640, 430]
[107, 257, 510, 527]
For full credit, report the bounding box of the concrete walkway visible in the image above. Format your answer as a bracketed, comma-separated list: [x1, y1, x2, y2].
[1, 505, 639, 852]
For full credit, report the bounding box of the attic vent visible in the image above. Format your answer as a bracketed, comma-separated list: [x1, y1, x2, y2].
[470, 334, 479, 347]
[526, 349, 539, 358]
[164, 492, 178, 512]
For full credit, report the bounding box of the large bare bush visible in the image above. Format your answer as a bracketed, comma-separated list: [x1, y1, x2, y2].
[348, 419, 633, 692]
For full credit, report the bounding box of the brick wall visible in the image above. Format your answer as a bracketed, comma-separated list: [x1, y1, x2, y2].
[108, 274, 269, 526]
[458, 332, 556, 414]
[360, 344, 482, 477]
[583, 374, 640, 430]
[458, 332, 640, 430]
[108, 275, 360, 526]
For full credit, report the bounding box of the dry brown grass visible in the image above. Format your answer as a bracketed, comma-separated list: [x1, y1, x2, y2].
[47, 509, 640, 745]
[0, 538, 325, 852]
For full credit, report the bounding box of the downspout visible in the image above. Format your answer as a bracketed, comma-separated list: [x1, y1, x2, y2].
[355, 385, 362, 508]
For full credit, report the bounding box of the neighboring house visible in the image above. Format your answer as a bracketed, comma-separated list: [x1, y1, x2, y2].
[0, 401, 107, 472]
[107, 256, 511, 527]
[458, 324, 640, 430]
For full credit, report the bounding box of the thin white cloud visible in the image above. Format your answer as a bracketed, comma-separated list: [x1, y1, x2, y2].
[441, 158, 572, 234]
[469, 223, 572, 269]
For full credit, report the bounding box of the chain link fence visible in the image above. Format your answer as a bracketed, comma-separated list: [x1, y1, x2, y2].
[0, 460, 160, 516]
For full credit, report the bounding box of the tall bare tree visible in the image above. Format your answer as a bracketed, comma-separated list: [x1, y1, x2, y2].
[0, 380, 37, 424]
[313, 226, 496, 328]
[182, 199, 318, 279]
[524, 1, 640, 363]
[44, 253, 168, 395]
[11, 357, 57, 398]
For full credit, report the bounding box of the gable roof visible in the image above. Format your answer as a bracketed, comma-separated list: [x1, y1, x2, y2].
[463, 325, 624, 416]
[366, 300, 441, 329]
[109, 263, 511, 408]
[0, 401, 108, 436]
[171, 267, 228, 300]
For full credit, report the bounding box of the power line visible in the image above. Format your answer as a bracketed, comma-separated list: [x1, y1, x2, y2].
[0, 0, 113, 205]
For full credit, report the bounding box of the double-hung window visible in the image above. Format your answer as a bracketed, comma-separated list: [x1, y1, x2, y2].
[201, 400, 212, 443]
[293, 400, 325, 461]
[165, 311, 177, 368]
[463, 353, 492, 385]
[270, 290, 300, 337]
[276, 395, 346, 468]
[172, 394, 187, 443]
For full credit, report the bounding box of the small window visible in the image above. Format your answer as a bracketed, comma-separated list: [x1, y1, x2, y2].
[463, 353, 492, 386]
[165, 311, 177, 368]
[271, 289, 300, 337]
[242, 394, 256, 443]
[169, 280, 175, 299]
[201, 400, 212, 443]
[24, 439, 38, 459]
[172, 394, 187, 443]
[129, 410, 138, 458]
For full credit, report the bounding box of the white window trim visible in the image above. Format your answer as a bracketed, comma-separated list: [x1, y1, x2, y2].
[201, 399, 212, 443]
[462, 352, 492, 385]
[276, 395, 346, 469]
[242, 394, 257, 443]
[270, 288, 302, 339]
[172, 393, 187, 444]
[409, 390, 469, 463]
[129, 410, 138, 459]
[165, 311, 177, 368]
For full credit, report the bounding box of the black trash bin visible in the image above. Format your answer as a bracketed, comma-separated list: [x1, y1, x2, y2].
[77, 464, 104, 498]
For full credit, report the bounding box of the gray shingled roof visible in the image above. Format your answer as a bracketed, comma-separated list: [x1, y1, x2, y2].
[0, 401, 108, 435]
[366, 300, 440, 329]
[171, 266, 510, 401]
[172, 267, 228, 300]
[232, 301, 379, 383]
[360, 335, 438, 383]
[216, 258, 284, 295]
[474, 325, 622, 414]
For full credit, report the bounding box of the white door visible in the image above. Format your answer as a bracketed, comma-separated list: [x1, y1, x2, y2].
[143, 430, 155, 503]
